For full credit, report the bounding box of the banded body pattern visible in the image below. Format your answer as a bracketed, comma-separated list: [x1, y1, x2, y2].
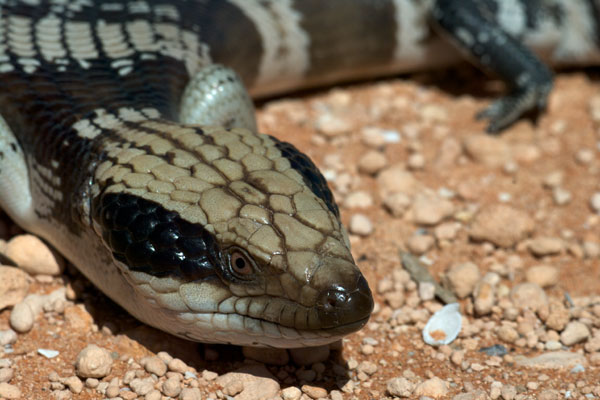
[1, 0, 600, 347]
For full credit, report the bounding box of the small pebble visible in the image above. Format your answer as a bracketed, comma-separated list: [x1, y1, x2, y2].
[315, 113, 351, 137]
[407, 153, 425, 169]
[434, 222, 461, 241]
[501, 385, 517, 400]
[281, 386, 302, 400]
[330, 390, 344, 400]
[145, 389, 162, 400]
[575, 148, 595, 164]
[0, 382, 20, 399]
[583, 241, 600, 258]
[167, 358, 188, 373]
[301, 384, 327, 399]
[105, 381, 120, 398]
[161, 376, 182, 397]
[479, 344, 508, 357]
[343, 191, 373, 209]
[525, 265, 559, 288]
[510, 283, 548, 312]
[560, 321, 591, 346]
[414, 377, 449, 398]
[75, 345, 113, 378]
[0, 368, 13, 383]
[386, 377, 415, 397]
[463, 134, 510, 167]
[411, 193, 454, 226]
[552, 187, 572, 205]
[216, 365, 280, 400]
[528, 237, 563, 256]
[543, 171, 564, 188]
[63, 376, 83, 394]
[497, 326, 519, 344]
[5, 234, 64, 275]
[420, 104, 447, 123]
[358, 150, 387, 175]
[349, 214, 373, 236]
[129, 377, 155, 396]
[179, 387, 202, 400]
[383, 192, 411, 217]
[406, 234, 435, 255]
[38, 349, 60, 359]
[469, 204, 534, 248]
[474, 281, 495, 316]
[361, 126, 387, 147]
[141, 356, 167, 377]
[0, 330, 17, 346]
[84, 378, 98, 389]
[10, 301, 35, 333]
[445, 262, 480, 298]
[201, 370, 218, 381]
[545, 340, 563, 351]
[361, 344, 374, 355]
[376, 165, 419, 197]
[418, 281, 436, 301]
[546, 299, 570, 331]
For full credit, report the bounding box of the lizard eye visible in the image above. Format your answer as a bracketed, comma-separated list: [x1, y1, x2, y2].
[228, 248, 254, 278]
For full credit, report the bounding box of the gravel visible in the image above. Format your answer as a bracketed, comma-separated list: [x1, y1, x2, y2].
[2, 68, 600, 400]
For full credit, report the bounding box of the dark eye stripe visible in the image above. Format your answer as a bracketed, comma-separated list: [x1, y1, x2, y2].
[92, 192, 221, 280]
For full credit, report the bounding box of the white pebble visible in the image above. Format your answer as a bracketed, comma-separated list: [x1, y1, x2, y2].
[407, 153, 425, 170]
[418, 282, 436, 301]
[343, 191, 373, 209]
[423, 303, 462, 346]
[315, 114, 351, 137]
[349, 214, 373, 236]
[37, 349, 59, 359]
[361, 127, 386, 147]
[552, 187, 572, 205]
[575, 148, 595, 164]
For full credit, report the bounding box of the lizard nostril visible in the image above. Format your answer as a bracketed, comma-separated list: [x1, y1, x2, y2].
[316, 275, 373, 329]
